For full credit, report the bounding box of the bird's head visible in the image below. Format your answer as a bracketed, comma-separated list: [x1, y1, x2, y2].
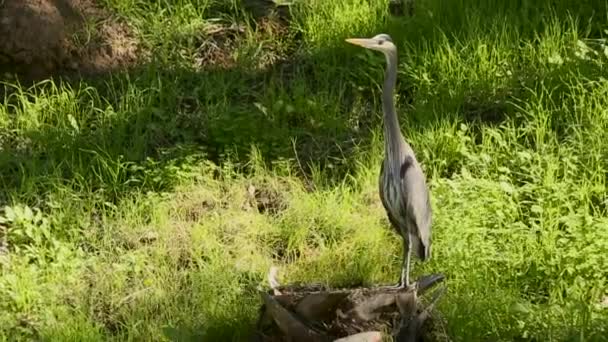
[345, 33, 396, 54]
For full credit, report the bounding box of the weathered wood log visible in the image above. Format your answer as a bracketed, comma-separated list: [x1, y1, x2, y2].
[251, 267, 447, 342]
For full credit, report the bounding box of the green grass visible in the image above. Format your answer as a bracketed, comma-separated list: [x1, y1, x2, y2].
[1, 0, 608, 340]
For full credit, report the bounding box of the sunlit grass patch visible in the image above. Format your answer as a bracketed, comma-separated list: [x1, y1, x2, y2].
[1, 0, 607, 340]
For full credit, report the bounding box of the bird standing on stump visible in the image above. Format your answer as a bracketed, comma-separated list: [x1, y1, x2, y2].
[346, 34, 432, 289]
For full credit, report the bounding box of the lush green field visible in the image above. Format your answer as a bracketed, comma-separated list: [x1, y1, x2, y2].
[1, 0, 607, 340]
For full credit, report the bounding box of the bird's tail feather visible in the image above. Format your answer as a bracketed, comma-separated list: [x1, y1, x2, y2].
[410, 234, 430, 261]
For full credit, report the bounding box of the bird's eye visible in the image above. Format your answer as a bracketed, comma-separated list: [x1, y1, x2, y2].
[378, 40, 384, 45]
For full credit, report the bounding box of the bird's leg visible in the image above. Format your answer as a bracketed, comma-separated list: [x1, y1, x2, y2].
[378, 237, 411, 290]
[401, 237, 412, 288]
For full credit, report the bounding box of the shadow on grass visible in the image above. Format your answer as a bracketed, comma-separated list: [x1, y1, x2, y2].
[0, 45, 372, 202]
[3, 0, 608, 203]
[1, 0, 605, 200]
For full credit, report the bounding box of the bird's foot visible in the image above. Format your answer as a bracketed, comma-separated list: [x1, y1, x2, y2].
[376, 281, 414, 291]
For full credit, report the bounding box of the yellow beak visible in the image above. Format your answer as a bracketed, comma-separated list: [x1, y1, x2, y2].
[345, 38, 375, 48]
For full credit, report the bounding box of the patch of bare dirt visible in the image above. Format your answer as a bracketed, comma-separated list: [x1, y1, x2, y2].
[245, 183, 288, 215]
[170, 190, 219, 223]
[0, 0, 144, 80]
[194, 7, 294, 70]
[194, 21, 244, 69]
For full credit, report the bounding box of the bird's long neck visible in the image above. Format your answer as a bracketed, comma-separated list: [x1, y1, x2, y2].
[382, 50, 403, 162]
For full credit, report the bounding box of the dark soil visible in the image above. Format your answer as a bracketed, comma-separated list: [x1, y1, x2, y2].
[0, 0, 142, 81]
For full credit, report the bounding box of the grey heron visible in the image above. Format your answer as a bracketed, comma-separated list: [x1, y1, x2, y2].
[346, 34, 432, 289]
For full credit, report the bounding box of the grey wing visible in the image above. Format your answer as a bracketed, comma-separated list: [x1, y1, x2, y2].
[401, 159, 432, 260]
[379, 162, 405, 237]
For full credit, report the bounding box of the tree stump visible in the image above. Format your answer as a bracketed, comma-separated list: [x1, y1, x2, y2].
[251, 267, 447, 342]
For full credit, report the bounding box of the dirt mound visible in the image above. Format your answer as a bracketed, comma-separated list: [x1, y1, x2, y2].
[0, 0, 143, 80]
